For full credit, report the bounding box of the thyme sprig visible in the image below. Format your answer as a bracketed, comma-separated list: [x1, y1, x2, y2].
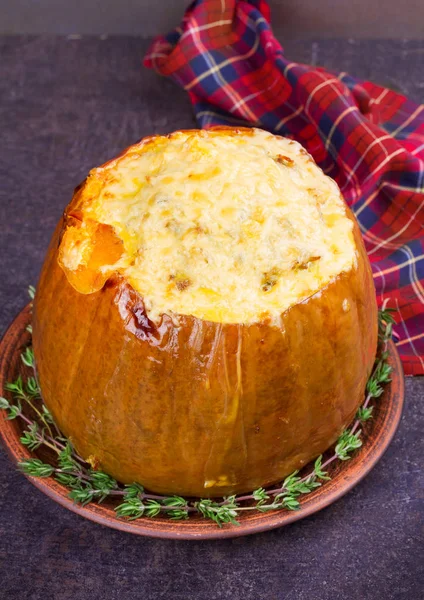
[0, 290, 394, 527]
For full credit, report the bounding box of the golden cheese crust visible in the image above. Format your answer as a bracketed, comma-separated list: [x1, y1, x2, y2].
[33, 127, 378, 497]
[58, 127, 357, 324]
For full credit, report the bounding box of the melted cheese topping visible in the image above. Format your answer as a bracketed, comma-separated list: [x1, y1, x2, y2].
[59, 128, 357, 324]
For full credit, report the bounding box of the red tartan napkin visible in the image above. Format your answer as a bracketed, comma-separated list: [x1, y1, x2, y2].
[144, 0, 424, 375]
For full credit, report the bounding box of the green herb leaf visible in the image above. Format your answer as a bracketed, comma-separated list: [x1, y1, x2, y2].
[5, 376, 25, 400]
[115, 497, 145, 520]
[282, 496, 300, 510]
[19, 458, 55, 478]
[21, 347, 35, 368]
[6, 401, 22, 420]
[20, 422, 43, 450]
[252, 487, 270, 503]
[26, 376, 40, 398]
[195, 498, 240, 527]
[58, 442, 80, 473]
[0, 397, 10, 410]
[123, 483, 145, 498]
[335, 430, 362, 461]
[357, 406, 374, 422]
[41, 405, 54, 424]
[55, 472, 84, 489]
[313, 455, 331, 481]
[69, 488, 95, 506]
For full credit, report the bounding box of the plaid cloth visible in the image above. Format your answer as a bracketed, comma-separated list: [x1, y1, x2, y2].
[144, 0, 424, 375]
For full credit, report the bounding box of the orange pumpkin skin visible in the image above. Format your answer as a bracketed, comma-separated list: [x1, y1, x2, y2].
[33, 211, 377, 498]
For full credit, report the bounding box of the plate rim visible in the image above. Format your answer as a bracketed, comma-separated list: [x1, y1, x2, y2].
[0, 304, 405, 540]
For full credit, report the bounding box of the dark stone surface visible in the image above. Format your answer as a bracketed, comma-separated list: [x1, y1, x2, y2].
[0, 36, 423, 599]
[2, 0, 424, 40]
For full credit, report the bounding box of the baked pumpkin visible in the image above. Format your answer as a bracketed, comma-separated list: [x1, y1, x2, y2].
[33, 127, 377, 497]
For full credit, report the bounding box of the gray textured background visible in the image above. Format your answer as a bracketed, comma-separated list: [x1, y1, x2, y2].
[0, 35, 423, 599]
[1, 0, 424, 38]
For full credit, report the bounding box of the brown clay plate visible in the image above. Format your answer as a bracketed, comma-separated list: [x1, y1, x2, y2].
[0, 305, 404, 540]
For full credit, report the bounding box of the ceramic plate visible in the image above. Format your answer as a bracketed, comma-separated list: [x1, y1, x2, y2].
[0, 305, 404, 539]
